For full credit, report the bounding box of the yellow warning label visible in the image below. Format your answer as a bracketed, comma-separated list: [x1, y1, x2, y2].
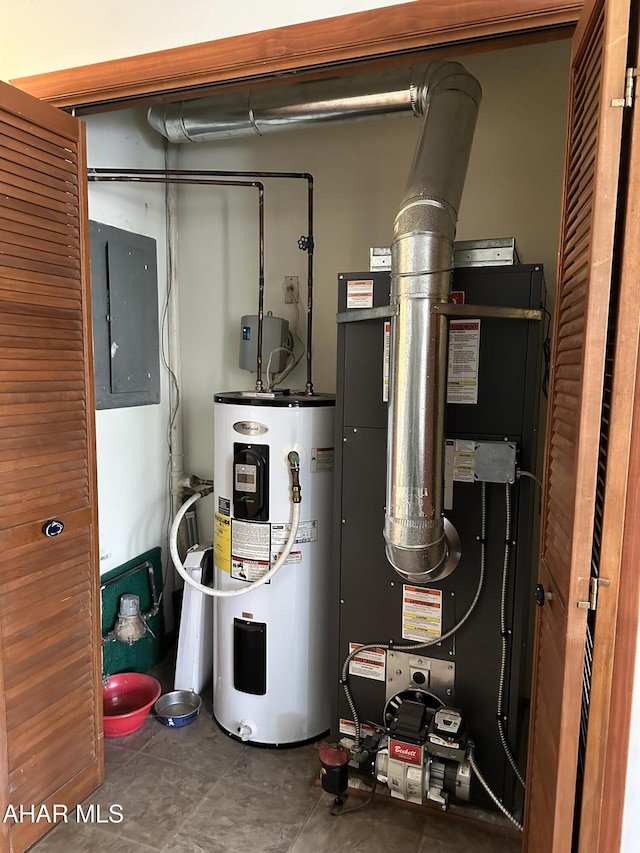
[214, 513, 231, 573]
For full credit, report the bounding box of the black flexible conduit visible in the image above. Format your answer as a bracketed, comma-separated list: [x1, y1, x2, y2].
[341, 482, 488, 752]
[496, 482, 526, 789]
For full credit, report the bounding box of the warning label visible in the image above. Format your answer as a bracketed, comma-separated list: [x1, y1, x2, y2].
[339, 719, 378, 738]
[311, 447, 334, 473]
[346, 279, 374, 309]
[272, 549, 302, 566]
[402, 586, 443, 642]
[231, 558, 270, 582]
[453, 439, 476, 482]
[447, 319, 480, 404]
[348, 643, 386, 681]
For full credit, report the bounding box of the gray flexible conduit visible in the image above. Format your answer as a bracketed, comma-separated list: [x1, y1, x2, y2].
[496, 482, 526, 789]
[468, 745, 523, 831]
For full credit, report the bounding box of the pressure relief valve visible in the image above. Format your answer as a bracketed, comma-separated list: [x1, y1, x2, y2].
[288, 451, 302, 503]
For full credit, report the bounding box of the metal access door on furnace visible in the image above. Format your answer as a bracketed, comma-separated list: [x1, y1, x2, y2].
[331, 264, 546, 809]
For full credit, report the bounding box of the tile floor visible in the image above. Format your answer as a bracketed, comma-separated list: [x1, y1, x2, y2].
[29, 654, 522, 853]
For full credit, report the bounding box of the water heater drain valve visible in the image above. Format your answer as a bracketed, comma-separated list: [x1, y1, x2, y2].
[375, 693, 471, 808]
[237, 719, 257, 742]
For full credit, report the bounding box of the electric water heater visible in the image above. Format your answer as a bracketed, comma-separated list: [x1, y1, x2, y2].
[213, 392, 335, 746]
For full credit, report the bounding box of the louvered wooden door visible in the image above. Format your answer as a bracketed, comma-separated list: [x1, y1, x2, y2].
[523, 1, 633, 850]
[0, 81, 102, 852]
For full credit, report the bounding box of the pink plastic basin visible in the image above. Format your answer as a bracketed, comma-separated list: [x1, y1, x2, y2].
[103, 672, 162, 737]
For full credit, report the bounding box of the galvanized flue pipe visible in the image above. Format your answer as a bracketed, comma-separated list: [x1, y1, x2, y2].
[384, 62, 481, 582]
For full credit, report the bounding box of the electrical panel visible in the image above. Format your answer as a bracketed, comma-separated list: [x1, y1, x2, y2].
[90, 221, 160, 409]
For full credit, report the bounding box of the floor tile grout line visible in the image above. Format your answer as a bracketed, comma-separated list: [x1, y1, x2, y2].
[85, 824, 162, 853]
[283, 788, 331, 853]
[156, 788, 216, 853]
[152, 740, 250, 851]
[104, 745, 146, 779]
[103, 740, 245, 779]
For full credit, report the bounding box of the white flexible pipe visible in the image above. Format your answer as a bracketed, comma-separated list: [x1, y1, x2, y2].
[170, 490, 301, 597]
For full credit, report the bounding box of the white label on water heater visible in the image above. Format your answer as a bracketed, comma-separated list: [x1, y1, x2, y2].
[346, 279, 374, 309]
[402, 586, 443, 642]
[447, 319, 480, 404]
[271, 519, 318, 545]
[271, 549, 302, 566]
[232, 519, 271, 558]
[231, 520, 271, 581]
[348, 643, 386, 681]
[231, 557, 270, 582]
[311, 447, 334, 473]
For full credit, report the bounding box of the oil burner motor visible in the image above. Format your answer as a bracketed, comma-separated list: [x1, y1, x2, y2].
[375, 691, 471, 808]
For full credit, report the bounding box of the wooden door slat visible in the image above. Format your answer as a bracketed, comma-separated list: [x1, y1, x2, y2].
[0, 114, 78, 164]
[524, 1, 631, 850]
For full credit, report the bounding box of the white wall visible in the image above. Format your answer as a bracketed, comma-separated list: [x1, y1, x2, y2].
[0, 0, 406, 79]
[84, 109, 171, 585]
[175, 39, 569, 489]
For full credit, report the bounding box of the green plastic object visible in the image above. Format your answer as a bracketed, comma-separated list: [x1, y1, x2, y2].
[101, 547, 165, 676]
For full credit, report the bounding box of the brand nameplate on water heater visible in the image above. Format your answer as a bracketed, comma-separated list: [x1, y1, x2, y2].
[233, 421, 268, 436]
[389, 740, 423, 766]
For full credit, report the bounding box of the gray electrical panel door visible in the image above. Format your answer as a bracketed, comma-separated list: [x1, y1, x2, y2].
[331, 264, 546, 811]
[90, 221, 160, 409]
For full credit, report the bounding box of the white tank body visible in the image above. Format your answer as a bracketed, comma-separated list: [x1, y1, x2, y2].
[212, 393, 335, 746]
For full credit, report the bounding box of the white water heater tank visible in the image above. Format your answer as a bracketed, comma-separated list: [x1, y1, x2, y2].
[212, 392, 335, 746]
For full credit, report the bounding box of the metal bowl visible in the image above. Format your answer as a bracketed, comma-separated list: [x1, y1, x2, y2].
[153, 690, 202, 727]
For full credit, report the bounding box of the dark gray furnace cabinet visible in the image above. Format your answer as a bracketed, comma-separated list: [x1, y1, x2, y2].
[90, 221, 160, 409]
[330, 263, 546, 811]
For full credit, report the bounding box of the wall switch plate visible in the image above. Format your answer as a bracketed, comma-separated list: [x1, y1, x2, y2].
[284, 275, 299, 303]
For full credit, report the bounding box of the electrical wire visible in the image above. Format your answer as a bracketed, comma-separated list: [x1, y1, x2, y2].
[330, 777, 379, 817]
[468, 744, 522, 831]
[341, 483, 488, 751]
[496, 483, 526, 789]
[265, 346, 295, 390]
[517, 469, 543, 490]
[270, 303, 305, 388]
[161, 149, 181, 600]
